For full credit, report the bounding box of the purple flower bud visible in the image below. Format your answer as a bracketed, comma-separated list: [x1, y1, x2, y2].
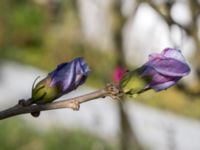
[49, 57, 90, 93]
[141, 48, 190, 91]
[32, 57, 90, 104]
[120, 48, 191, 95]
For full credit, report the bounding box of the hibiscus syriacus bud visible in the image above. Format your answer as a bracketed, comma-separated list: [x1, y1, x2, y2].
[31, 57, 90, 104]
[120, 48, 191, 95]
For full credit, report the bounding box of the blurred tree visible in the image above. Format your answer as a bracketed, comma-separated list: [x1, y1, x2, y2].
[111, 0, 144, 150]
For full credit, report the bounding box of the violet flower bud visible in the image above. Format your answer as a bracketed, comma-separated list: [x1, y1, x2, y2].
[120, 48, 191, 95]
[32, 57, 90, 104]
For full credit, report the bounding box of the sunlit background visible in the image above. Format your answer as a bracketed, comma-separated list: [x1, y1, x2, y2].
[0, 0, 200, 150]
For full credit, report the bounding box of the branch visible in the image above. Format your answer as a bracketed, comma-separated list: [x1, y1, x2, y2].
[144, 0, 191, 35]
[0, 84, 122, 120]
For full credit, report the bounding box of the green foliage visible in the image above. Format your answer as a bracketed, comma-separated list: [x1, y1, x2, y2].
[0, 0, 45, 47]
[10, 4, 45, 46]
[11, 5, 44, 30]
[0, 119, 114, 150]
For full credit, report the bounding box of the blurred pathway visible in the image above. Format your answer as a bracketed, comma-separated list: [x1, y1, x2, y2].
[0, 62, 200, 150]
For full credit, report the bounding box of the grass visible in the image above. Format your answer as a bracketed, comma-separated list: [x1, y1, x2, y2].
[0, 118, 114, 150]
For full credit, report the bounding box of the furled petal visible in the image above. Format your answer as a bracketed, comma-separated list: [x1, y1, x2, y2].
[147, 58, 190, 77]
[49, 62, 73, 87]
[161, 48, 186, 63]
[141, 65, 181, 91]
[150, 80, 178, 91]
[79, 57, 90, 75]
[62, 61, 76, 92]
[74, 58, 90, 86]
[141, 65, 172, 83]
[49, 57, 89, 93]
[149, 53, 163, 61]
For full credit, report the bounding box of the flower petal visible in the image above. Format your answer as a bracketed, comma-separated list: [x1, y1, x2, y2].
[161, 48, 186, 63]
[141, 65, 181, 91]
[77, 57, 90, 76]
[150, 80, 178, 91]
[49, 57, 89, 93]
[149, 53, 163, 61]
[147, 58, 190, 77]
[142, 65, 177, 83]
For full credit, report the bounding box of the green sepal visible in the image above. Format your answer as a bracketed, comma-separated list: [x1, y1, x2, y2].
[31, 77, 60, 104]
[119, 68, 152, 96]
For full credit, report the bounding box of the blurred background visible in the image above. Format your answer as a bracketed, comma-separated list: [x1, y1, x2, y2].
[0, 0, 200, 150]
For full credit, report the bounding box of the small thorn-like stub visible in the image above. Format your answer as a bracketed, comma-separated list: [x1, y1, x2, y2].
[18, 99, 33, 106]
[18, 99, 26, 106]
[69, 101, 80, 111]
[31, 111, 40, 117]
[106, 83, 124, 100]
